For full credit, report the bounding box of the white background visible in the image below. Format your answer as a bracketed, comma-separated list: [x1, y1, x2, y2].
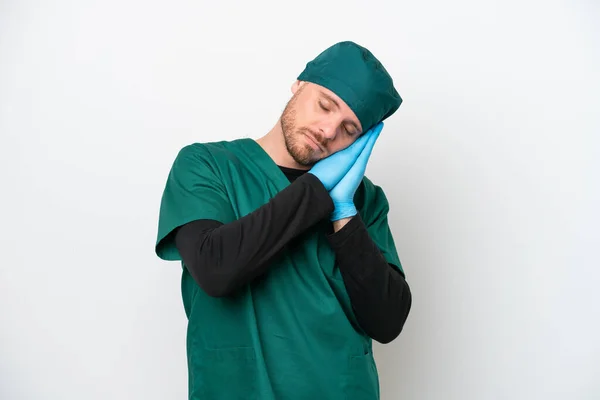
[1, 0, 599, 399]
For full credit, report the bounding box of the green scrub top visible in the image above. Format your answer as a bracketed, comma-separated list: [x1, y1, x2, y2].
[155, 138, 403, 400]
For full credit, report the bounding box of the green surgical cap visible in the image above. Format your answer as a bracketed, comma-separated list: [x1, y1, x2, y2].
[297, 41, 402, 133]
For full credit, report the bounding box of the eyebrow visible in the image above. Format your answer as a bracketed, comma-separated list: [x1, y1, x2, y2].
[319, 90, 361, 133]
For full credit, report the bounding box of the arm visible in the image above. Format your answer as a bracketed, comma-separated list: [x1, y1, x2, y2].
[159, 132, 377, 295]
[323, 123, 410, 343]
[328, 214, 412, 344]
[175, 173, 333, 297]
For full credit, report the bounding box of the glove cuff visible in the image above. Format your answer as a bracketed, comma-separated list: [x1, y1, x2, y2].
[330, 203, 357, 221]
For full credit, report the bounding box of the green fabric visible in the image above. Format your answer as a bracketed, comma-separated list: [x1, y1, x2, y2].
[297, 41, 402, 133]
[155, 140, 404, 400]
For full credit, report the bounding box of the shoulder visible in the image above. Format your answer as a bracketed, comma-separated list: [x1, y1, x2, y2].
[175, 140, 234, 160]
[356, 175, 391, 220]
[172, 139, 246, 171]
[361, 176, 390, 207]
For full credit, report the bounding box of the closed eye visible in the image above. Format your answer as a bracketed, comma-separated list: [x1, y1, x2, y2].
[344, 124, 358, 136]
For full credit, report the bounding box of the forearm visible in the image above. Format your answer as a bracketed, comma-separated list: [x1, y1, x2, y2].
[327, 215, 412, 343]
[175, 173, 334, 297]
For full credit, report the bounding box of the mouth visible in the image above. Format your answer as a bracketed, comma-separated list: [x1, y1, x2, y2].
[303, 132, 323, 152]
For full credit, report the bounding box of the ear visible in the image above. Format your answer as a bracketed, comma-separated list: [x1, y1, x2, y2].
[291, 80, 306, 94]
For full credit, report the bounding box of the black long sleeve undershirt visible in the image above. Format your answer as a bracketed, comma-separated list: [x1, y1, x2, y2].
[326, 214, 412, 343]
[175, 172, 333, 297]
[174, 167, 411, 343]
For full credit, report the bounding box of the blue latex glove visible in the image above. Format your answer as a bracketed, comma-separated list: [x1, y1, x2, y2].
[329, 122, 383, 221]
[307, 131, 372, 191]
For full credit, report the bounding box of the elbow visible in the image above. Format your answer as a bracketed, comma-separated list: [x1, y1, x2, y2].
[199, 282, 230, 298]
[197, 274, 236, 298]
[373, 321, 404, 344]
[374, 333, 398, 345]
[374, 286, 413, 344]
[189, 265, 237, 298]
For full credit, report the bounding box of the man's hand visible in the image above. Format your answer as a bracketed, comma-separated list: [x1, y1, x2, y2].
[329, 122, 383, 221]
[307, 130, 371, 191]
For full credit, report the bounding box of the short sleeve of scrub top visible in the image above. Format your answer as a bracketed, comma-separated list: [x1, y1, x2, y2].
[155, 144, 235, 261]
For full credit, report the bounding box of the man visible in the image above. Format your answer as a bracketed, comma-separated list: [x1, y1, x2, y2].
[155, 41, 412, 400]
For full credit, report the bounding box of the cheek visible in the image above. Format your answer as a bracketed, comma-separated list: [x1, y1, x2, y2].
[330, 136, 356, 153]
[297, 102, 324, 129]
[340, 134, 359, 147]
[295, 101, 312, 119]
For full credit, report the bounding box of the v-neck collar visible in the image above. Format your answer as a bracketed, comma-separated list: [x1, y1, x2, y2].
[235, 138, 294, 191]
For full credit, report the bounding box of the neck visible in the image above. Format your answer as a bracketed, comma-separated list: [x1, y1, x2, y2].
[255, 119, 310, 170]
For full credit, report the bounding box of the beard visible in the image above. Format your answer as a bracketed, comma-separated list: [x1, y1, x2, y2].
[280, 91, 324, 167]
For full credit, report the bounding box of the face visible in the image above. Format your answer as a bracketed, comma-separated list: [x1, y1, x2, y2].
[280, 81, 363, 166]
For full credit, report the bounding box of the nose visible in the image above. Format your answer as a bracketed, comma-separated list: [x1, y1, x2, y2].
[318, 123, 339, 141]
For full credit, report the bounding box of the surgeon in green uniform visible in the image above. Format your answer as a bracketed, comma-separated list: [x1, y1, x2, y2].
[155, 41, 412, 399]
